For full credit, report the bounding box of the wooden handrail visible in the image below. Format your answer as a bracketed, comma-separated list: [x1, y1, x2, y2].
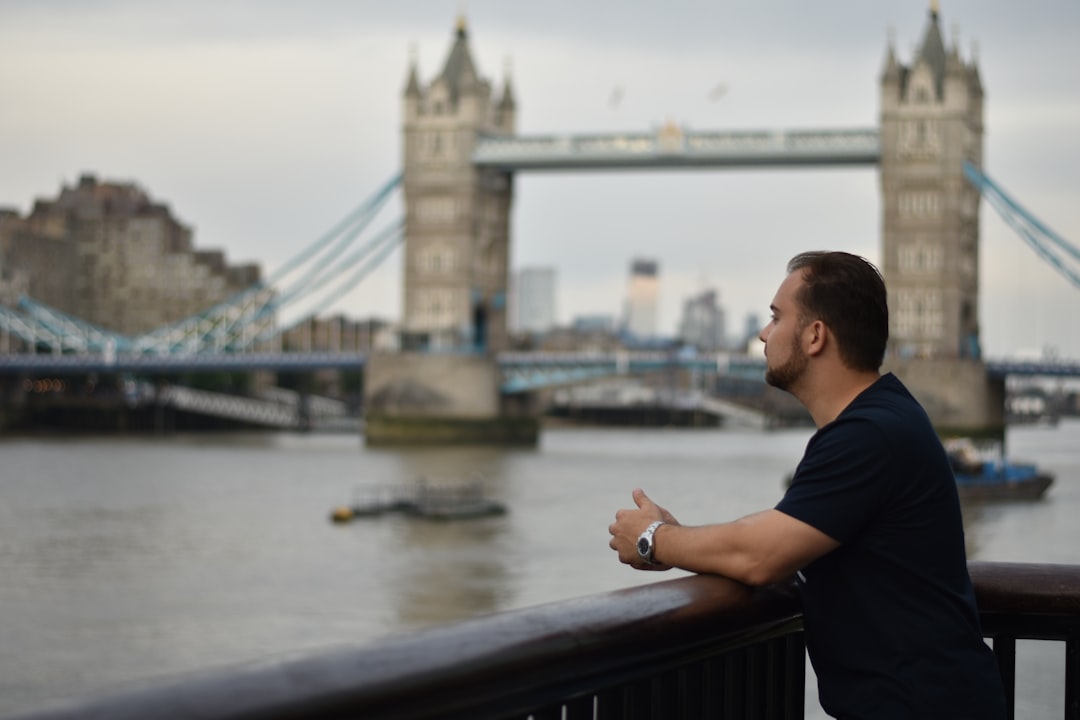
[9, 574, 801, 720]
[971, 561, 1080, 617]
[7, 562, 1080, 720]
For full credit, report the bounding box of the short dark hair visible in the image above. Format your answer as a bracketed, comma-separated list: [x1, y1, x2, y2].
[787, 251, 888, 372]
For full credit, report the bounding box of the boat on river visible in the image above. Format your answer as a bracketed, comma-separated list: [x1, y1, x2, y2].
[945, 439, 1054, 501]
[330, 478, 507, 522]
[780, 439, 1054, 502]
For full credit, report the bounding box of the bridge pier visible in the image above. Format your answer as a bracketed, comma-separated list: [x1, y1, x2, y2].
[362, 353, 539, 446]
[884, 358, 1006, 440]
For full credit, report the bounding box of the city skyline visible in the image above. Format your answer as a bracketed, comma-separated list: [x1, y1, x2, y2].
[1, 1, 1078, 357]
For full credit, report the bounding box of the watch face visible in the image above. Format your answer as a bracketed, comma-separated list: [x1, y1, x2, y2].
[637, 537, 650, 556]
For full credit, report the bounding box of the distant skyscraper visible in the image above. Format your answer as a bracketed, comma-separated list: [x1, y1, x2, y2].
[742, 312, 762, 351]
[677, 289, 725, 351]
[623, 259, 659, 339]
[511, 267, 556, 334]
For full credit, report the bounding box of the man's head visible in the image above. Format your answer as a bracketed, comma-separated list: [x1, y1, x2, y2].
[759, 251, 888, 390]
[787, 251, 888, 372]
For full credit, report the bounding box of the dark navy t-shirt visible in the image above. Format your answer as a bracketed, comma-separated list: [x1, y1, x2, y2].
[776, 373, 1005, 719]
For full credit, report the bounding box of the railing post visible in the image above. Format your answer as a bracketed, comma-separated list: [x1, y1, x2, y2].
[992, 634, 1017, 720]
[1067, 635, 1079, 720]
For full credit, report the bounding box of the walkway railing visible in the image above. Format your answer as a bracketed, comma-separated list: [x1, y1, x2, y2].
[8, 562, 1079, 720]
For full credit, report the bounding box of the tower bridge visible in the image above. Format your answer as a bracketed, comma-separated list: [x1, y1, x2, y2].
[365, 4, 1010, 443]
[3, 5, 1079, 441]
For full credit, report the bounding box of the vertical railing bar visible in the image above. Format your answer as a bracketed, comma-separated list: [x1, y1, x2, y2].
[562, 694, 594, 720]
[702, 657, 720, 718]
[529, 704, 563, 720]
[785, 632, 807, 720]
[764, 636, 780, 720]
[724, 647, 745, 718]
[993, 634, 1017, 720]
[745, 642, 764, 719]
[675, 664, 698, 718]
[650, 671, 677, 718]
[625, 682, 642, 720]
[594, 685, 623, 720]
[1066, 635, 1079, 720]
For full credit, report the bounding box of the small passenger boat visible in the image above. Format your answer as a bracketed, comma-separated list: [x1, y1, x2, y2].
[779, 439, 1054, 502]
[945, 439, 1054, 501]
[330, 478, 507, 523]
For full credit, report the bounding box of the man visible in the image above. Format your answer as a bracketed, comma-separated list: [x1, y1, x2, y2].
[608, 251, 1006, 719]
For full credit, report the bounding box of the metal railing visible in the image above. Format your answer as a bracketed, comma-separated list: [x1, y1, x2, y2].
[971, 562, 1080, 720]
[8, 562, 1079, 720]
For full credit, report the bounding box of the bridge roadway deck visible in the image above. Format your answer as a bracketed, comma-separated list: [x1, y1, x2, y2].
[0, 352, 1077, 380]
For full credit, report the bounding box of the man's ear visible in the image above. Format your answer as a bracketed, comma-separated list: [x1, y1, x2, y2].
[804, 320, 827, 357]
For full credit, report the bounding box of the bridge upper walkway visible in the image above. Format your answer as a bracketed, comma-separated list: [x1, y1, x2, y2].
[473, 127, 880, 171]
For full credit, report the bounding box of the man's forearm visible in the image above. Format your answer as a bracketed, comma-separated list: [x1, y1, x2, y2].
[651, 510, 839, 586]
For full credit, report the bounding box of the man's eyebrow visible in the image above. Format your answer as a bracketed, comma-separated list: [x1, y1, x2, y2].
[769, 304, 779, 314]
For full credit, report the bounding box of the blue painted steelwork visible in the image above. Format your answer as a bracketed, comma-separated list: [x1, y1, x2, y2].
[0, 349, 1077, 383]
[17, 296, 129, 353]
[265, 173, 401, 285]
[964, 161, 1080, 290]
[985, 358, 1080, 379]
[497, 351, 769, 393]
[0, 174, 404, 356]
[0, 351, 368, 374]
[261, 223, 403, 344]
[473, 127, 880, 171]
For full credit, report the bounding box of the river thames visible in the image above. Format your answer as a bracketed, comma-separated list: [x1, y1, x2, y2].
[1, 419, 1078, 718]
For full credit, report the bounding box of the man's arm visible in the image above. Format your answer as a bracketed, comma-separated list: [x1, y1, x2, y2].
[609, 489, 839, 586]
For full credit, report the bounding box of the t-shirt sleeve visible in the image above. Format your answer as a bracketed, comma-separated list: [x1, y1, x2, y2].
[775, 417, 895, 544]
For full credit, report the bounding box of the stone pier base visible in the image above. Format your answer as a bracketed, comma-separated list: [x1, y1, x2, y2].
[883, 358, 1005, 440]
[363, 353, 539, 446]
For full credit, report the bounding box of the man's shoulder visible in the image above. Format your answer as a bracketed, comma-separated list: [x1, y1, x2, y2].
[813, 374, 932, 458]
[844, 373, 922, 422]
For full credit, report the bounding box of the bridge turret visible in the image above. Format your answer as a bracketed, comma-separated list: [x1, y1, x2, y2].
[878, 4, 1003, 438]
[495, 66, 516, 135]
[402, 53, 422, 120]
[879, 2, 984, 361]
[880, 35, 903, 103]
[400, 16, 514, 353]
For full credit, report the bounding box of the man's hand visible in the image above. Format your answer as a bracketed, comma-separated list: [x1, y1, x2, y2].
[608, 488, 679, 571]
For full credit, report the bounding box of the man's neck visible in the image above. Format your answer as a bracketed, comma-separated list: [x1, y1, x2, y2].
[795, 370, 881, 428]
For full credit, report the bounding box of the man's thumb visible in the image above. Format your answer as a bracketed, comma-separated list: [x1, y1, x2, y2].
[633, 488, 652, 508]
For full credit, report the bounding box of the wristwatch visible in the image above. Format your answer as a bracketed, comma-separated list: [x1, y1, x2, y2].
[636, 520, 665, 565]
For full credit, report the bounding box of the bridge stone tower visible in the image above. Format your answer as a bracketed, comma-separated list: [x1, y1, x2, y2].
[364, 17, 536, 445]
[400, 16, 516, 353]
[880, 5, 1003, 437]
[879, 5, 984, 360]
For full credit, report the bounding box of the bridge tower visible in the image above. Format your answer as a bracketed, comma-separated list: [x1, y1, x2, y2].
[879, 4, 984, 360]
[880, 5, 1003, 437]
[363, 17, 536, 445]
[400, 16, 516, 353]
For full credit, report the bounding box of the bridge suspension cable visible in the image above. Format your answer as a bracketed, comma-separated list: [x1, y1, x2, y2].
[964, 161, 1080, 290]
[265, 173, 401, 286]
[258, 223, 404, 344]
[0, 173, 405, 356]
[271, 219, 404, 313]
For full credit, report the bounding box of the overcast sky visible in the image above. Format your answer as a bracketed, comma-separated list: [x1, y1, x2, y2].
[1, 1, 1078, 358]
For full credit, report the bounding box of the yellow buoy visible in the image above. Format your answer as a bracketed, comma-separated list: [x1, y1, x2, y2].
[330, 506, 355, 523]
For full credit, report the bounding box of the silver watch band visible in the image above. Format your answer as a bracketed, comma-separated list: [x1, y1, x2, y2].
[638, 520, 665, 565]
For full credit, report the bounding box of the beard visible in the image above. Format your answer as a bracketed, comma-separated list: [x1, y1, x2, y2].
[764, 342, 809, 392]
